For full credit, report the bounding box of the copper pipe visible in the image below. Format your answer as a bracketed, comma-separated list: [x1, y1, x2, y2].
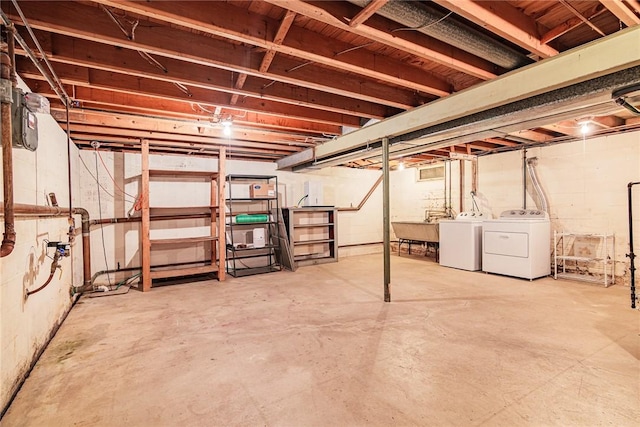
[26, 251, 61, 297]
[1, 204, 92, 290]
[89, 213, 210, 226]
[1, 25, 16, 257]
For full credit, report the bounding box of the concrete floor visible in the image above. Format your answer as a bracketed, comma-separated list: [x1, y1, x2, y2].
[3, 254, 639, 426]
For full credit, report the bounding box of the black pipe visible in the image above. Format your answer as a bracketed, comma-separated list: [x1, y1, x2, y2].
[627, 181, 639, 309]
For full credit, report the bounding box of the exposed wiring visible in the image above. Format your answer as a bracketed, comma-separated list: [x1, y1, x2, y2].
[100, 4, 132, 39]
[334, 42, 374, 56]
[391, 11, 453, 32]
[138, 50, 168, 73]
[296, 194, 308, 206]
[77, 153, 119, 200]
[94, 150, 112, 287]
[95, 150, 138, 201]
[262, 80, 277, 90]
[174, 82, 193, 97]
[286, 61, 314, 73]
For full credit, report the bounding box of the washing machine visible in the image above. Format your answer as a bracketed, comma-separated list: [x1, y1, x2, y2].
[482, 209, 550, 280]
[439, 211, 486, 271]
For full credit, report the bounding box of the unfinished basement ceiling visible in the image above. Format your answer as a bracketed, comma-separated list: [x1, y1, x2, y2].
[2, 0, 640, 167]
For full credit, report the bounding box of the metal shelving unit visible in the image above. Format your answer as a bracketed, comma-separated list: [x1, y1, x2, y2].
[282, 207, 338, 267]
[554, 231, 615, 287]
[226, 175, 281, 277]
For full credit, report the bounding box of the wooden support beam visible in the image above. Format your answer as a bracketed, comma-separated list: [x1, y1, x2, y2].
[299, 26, 640, 163]
[507, 129, 556, 143]
[50, 108, 317, 147]
[7, 1, 427, 108]
[141, 139, 151, 292]
[16, 32, 396, 118]
[18, 59, 368, 127]
[599, 0, 640, 27]
[47, 103, 339, 137]
[434, 0, 558, 58]
[232, 10, 296, 105]
[64, 124, 302, 153]
[559, 0, 606, 36]
[218, 147, 226, 281]
[540, 4, 606, 44]
[264, 0, 498, 80]
[91, 0, 452, 97]
[349, 0, 389, 27]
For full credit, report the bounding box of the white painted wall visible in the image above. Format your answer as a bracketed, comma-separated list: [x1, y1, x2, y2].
[387, 131, 640, 283]
[77, 153, 386, 284]
[479, 132, 640, 281]
[1, 79, 83, 411]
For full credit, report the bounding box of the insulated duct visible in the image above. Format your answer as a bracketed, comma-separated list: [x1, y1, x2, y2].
[347, 0, 530, 69]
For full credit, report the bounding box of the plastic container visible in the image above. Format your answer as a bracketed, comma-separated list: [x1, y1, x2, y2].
[235, 214, 268, 224]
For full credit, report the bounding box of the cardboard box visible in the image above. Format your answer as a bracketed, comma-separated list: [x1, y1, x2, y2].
[249, 183, 276, 198]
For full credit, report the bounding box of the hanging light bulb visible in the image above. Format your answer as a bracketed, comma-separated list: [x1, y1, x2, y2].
[579, 120, 590, 135]
[221, 119, 232, 137]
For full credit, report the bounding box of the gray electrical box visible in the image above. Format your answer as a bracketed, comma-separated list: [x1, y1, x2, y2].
[11, 88, 38, 151]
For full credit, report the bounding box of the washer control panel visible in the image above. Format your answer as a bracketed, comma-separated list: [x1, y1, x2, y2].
[499, 209, 548, 219]
[456, 211, 486, 220]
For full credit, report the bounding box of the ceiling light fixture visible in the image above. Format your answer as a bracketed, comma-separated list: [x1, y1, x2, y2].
[397, 160, 405, 170]
[579, 120, 590, 135]
[221, 118, 233, 137]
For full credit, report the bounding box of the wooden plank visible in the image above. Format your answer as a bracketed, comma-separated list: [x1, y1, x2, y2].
[600, 0, 640, 27]
[149, 170, 218, 178]
[435, 0, 558, 58]
[264, 0, 498, 79]
[217, 147, 226, 281]
[141, 139, 151, 292]
[210, 172, 217, 274]
[17, 59, 378, 124]
[34, 31, 393, 118]
[150, 265, 218, 280]
[150, 236, 218, 246]
[9, 1, 425, 109]
[349, 0, 389, 27]
[307, 26, 640, 161]
[91, 0, 451, 98]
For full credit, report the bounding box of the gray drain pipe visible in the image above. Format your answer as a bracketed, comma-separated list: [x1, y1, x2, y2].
[347, 0, 530, 69]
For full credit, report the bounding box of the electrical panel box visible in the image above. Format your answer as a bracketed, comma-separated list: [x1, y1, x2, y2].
[11, 88, 38, 151]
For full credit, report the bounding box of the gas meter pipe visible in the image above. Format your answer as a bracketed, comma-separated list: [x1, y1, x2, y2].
[0, 204, 92, 291]
[1, 24, 16, 257]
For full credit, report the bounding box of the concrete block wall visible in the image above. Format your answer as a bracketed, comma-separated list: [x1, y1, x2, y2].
[78, 153, 386, 283]
[1, 79, 83, 412]
[384, 131, 639, 284]
[479, 132, 640, 283]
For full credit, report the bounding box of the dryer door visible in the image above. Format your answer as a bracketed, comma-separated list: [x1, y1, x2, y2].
[484, 231, 529, 258]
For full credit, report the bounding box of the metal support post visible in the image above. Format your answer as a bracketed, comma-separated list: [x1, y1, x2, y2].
[382, 137, 391, 302]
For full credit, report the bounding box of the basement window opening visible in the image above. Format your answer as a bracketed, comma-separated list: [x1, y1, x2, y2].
[417, 165, 445, 181]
